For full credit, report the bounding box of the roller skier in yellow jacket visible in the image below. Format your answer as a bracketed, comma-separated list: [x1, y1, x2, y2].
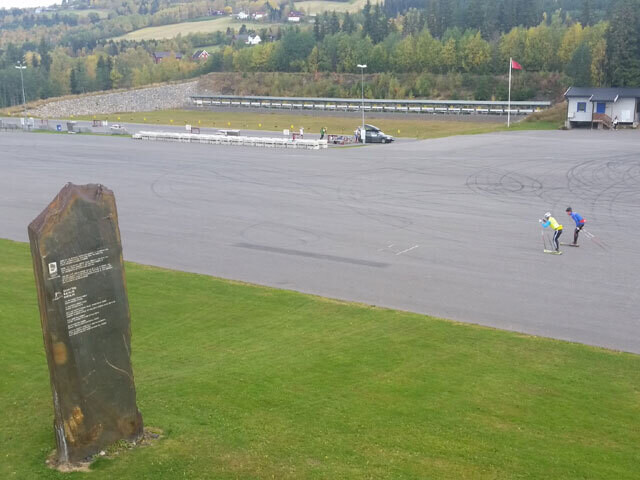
[539, 212, 563, 253]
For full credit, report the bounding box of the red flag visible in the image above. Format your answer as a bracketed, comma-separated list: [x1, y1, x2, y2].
[511, 59, 522, 70]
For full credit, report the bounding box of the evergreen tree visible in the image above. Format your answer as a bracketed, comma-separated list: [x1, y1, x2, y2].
[436, 0, 453, 38]
[342, 12, 356, 34]
[37, 37, 51, 72]
[466, 0, 484, 31]
[370, 3, 388, 43]
[362, 0, 373, 39]
[69, 67, 78, 94]
[314, 18, 322, 40]
[5, 43, 23, 66]
[96, 56, 113, 91]
[499, 0, 518, 32]
[321, 11, 330, 39]
[329, 11, 341, 35]
[606, 0, 640, 86]
[402, 8, 423, 36]
[581, 0, 593, 26]
[566, 42, 592, 85]
[482, 0, 501, 36]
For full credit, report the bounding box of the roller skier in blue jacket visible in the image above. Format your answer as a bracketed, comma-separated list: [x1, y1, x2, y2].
[565, 207, 586, 245]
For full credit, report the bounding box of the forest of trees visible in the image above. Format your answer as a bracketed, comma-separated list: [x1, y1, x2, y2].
[0, 0, 639, 108]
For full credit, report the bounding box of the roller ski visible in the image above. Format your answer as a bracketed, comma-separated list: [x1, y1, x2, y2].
[543, 249, 563, 255]
[560, 243, 579, 247]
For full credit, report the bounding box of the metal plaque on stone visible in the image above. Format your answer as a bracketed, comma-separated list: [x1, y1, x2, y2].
[28, 183, 143, 465]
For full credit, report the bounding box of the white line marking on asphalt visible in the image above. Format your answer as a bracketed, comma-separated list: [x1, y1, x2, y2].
[395, 245, 419, 256]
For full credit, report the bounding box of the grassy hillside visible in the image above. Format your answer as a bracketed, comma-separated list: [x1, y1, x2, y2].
[1, 238, 639, 478]
[53, 8, 109, 18]
[294, 0, 370, 14]
[114, 17, 277, 41]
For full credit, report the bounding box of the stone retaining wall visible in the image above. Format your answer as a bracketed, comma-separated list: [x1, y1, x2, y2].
[29, 81, 198, 118]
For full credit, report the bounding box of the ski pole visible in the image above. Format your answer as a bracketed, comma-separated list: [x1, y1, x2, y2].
[582, 228, 608, 250]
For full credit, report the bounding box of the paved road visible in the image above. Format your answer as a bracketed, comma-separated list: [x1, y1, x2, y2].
[1, 130, 639, 353]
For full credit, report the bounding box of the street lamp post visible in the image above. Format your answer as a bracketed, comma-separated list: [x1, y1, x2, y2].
[15, 61, 27, 119]
[357, 64, 367, 144]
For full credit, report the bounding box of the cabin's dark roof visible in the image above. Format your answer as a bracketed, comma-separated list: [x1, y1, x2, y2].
[565, 87, 640, 101]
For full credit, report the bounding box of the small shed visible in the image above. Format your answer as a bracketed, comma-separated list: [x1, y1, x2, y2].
[564, 87, 640, 129]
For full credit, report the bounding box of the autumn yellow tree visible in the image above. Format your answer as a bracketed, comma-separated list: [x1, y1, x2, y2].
[460, 31, 490, 73]
[558, 23, 584, 65]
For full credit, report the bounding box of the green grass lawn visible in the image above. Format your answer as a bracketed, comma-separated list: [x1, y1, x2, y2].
[294, 0, 369, 14]
[1, 238, 639, 478]
[49, 8, 109, 18]
[76, 110, 510, 139]
[113, 17, 278, 41]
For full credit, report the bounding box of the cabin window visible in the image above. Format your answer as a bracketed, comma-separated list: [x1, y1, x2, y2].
[577, 102, 586, 112]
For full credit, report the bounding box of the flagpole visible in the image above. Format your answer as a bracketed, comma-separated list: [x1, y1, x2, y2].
[508, 57, 512, 128]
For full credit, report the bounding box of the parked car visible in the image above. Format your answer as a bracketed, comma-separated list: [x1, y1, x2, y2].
[109, 124, 127, 135]
[355, 124, 394, 143]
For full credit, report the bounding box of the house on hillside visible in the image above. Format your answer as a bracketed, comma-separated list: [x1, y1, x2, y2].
[287, 11, 304, 22]
[246, 35, 262, 45]
[236, 11, 249, 20]
[564, 86, 640, 129]
[152, 52, 183, 64]
[192, 50, 210, 61]
[252, 11, 266, 20]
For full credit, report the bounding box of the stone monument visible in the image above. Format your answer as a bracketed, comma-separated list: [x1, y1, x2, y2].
[28, 183, 143, 465]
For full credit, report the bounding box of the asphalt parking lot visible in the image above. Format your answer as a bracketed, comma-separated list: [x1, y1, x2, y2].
[1, 129, 638, 352]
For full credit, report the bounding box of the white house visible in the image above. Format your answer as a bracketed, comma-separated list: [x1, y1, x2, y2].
[246, 35, 262, 45]
[236, 11, 249, 20]
[252, 12, 266, 20]
[565, 87, 640, 128]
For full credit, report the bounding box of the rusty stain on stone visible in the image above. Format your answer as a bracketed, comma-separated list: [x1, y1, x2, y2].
[52, 342, 67, 365]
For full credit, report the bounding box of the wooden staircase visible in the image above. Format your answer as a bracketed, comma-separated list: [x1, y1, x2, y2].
[592, 113, 613, 130]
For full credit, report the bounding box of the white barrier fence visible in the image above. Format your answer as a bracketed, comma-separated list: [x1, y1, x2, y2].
[132, 131, 328, 149]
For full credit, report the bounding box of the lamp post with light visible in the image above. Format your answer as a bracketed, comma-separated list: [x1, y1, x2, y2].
[15, 61, 27, 119]
[357, 63, 366, 144]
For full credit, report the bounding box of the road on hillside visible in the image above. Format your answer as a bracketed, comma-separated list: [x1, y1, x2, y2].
[1, 129, 638, 353]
